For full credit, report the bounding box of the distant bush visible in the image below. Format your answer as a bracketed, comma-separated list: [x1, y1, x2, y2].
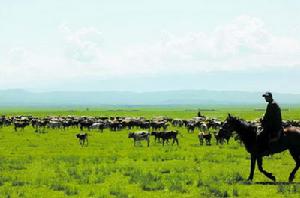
[208, 187, 229, 198]
[225, 172, 244, 184]
[11, 181, 26, 186]
[50, 183, 78, 195]
[140, 172, 164, 191]
[109, 186, 129, 198]
[278, 184, 300, 194]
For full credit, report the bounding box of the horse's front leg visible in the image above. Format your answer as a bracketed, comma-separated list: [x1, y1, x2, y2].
[248, 154, 256, 181]
[257, 157, 276, 182]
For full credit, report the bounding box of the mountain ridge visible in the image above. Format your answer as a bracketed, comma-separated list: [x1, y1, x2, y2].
[0, 89, 300, 106]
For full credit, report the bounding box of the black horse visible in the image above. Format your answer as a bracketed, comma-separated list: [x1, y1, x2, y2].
[215, 126, 232, 145]
[225, 114, 300, 182]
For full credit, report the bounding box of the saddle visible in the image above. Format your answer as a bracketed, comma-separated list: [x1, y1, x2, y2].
[268, 135, 287, 154]
[257, 128, 286, 155]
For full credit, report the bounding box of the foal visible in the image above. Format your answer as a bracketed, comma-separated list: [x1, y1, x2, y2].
[76, 133, 88, 146]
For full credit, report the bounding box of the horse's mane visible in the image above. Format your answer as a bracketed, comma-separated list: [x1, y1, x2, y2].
[232, 117, 256, 131]
[227, 116, 258, 152]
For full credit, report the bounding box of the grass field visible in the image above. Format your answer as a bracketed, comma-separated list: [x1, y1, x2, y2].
[1, 107, 300, 197]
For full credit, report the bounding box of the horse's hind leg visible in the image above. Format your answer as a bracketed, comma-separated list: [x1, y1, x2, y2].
[173, 138, 179, 146]
[199, 138, 203, 145]
[289, 150, 300, 182]
[289, 162, 299, 182]
[248, 155, 256, 181]
[147, 138, 149, 147]
[257, 157, 276, 182]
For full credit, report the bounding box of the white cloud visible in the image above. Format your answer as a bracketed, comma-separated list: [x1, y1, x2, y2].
[138, 15, 300, 72]
[58, 16, 300, 75]
[1, 15, 300, 89]
[60, 25, 103, 63]
[0, 47, 67, 86]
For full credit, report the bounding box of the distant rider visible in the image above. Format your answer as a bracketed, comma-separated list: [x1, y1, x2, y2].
[197, 111, 201, 117]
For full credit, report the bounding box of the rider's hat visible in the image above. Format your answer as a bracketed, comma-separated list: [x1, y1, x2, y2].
[262, 92, 272, 98]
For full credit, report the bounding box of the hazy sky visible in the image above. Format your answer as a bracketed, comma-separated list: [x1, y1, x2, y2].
[1, 0, 300, 93]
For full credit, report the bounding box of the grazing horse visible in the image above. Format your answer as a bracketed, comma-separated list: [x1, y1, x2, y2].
[187, 122, 195, 133]
[225, 114, 300, 182]
[128, 131, 150, 147]
[90, 123, 106, 132]
[110, 122, 122, 131]
[151, 131, 179, 146]
[198, 132, 212, 145]
[151, 122, 167, 131]
[79, 121, 93, 131]
[76, 133, 88, 146]
[14, 121, 29, 132]
[0, 115, 4, 128]
[214, 126, 232, 145]
[34, 120, 48, 133]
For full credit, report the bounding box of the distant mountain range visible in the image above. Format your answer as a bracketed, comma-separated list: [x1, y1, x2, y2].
[0, 89, 300, 107]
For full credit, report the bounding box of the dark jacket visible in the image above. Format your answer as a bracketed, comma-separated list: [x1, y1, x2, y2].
[262, 100, 282, 131]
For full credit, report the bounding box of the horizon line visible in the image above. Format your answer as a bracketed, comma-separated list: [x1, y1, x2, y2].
[1, 88, 300, 95]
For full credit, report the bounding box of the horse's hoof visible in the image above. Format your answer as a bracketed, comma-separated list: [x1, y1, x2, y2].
[270, 176, 276, 182]
[288, 176, 294, 183]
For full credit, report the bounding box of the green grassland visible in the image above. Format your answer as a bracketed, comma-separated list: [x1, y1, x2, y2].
[1, 107, 300, 197]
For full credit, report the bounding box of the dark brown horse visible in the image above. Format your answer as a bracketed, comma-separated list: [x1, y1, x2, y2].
[225, 114, 300, 182]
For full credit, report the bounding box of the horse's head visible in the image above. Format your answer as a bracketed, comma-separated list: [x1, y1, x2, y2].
[128, 132, 134, 138]
[225, 114, 257, 152]
[226, 113, 236, 121]
[224, 114, 240, 131]
[224, 114, 252, 134]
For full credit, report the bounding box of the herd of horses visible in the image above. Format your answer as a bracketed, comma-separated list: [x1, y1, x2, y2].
[0, 115, 230, 145]
[1, 114, 300, 182]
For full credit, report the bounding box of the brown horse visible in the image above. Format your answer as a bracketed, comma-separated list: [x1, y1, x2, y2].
[225, 114, 300, 182]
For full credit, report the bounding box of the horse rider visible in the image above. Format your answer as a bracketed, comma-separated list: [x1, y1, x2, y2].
[197, 111, 201, 117]
[261, 92, 283, 145]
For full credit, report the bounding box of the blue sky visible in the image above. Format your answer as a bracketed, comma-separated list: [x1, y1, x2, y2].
[1, 0, 300, 93]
